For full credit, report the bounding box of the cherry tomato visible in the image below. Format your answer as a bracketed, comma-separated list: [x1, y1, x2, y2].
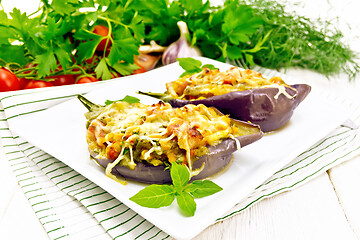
[93, 25, 111, 51]
[0, 68, 21, 92]
[85, 56, 95, 64]
[25, 62, 36, 68]
[132, 64, 147, 75]
[24, 80, 54, 89]
[76, 76, 98, 84]
[111, 71, 122, 79]
[18, 78, 30, 89]
[71, 55, 76, 63]
[46, 75, 75, 86]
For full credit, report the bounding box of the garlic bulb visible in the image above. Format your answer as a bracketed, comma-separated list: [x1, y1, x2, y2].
[162, 21, 202, 65]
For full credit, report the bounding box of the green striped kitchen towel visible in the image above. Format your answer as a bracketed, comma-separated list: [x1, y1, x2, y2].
[1, 73, 359, 240]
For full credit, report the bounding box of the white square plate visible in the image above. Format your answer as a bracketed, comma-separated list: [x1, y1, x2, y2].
[9, 57, 351, 239]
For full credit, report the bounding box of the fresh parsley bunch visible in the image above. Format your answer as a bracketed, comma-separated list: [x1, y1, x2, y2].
[0, 0, 358, 82]
[0, 0, 144, 80]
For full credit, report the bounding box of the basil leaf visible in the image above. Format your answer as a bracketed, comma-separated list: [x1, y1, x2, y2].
[105, 95, 140, 105]
[170, 162, 190, 192]
[202, 64, 218, 70]
[129, 163, 222, 216]
[185, 180, 223, 198]
[178, 58, 218, 77]
[129, 184, 175, 208]
[177, 57, 202, 72]
[176, 192, 196, 216]
[120, 95, 140, 104]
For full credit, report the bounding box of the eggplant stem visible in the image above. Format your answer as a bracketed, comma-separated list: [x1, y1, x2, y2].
[137, 91, 172, 102]
[77, 94, 102, 112]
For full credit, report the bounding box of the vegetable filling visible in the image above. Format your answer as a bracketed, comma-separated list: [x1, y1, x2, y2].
[85, 101, 259, 178]
[166, 67, 294, 100]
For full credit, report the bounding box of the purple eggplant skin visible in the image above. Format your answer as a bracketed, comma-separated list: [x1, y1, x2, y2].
[93, 122, 263, 184]
[168, 84, 311, 132]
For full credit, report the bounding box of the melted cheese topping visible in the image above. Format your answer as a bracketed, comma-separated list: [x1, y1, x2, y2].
[85, 101, 257, 178]
[166, 67, 295, 100]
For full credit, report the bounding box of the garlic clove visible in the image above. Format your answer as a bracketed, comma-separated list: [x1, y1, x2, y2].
[134, 53, 161, 71]
[135, 41, 166, 71]
[162, 21, 202, 65]
[139, 40, 167, 54]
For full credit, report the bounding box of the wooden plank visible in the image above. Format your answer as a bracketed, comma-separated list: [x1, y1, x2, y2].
[0, 186, 49, 240]
[328, 155, 360, 239]
[0, 145, 47, 239]
[0, 146, 18, 218]
[194, 173, 357, 240]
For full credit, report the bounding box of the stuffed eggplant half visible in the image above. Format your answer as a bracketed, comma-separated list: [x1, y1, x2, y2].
[78, 95, 262, 184]
[139, 67, 311, 132]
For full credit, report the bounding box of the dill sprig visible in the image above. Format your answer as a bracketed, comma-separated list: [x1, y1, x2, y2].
[245, 0, 359, 79]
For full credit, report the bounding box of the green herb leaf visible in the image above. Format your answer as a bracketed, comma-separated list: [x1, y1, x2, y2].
[105, 95, 140, 105]
[127, 13, 145, 40]
[51, 0, 77, 15]
[108, 38, 139, 65]
[0, 45, 28, 66]
[95, 58, 112, 80]
[176, 192, 196, 216]
[34, 50, 57, 77]
[202, 64, 218, 70]
[9, 8, 29, 31]
[42, 17, 57, 41]
[226, 45, 243, 60]
[171, 162, 190, 193]
[73, 29, 102, 41]
[177, 58, 218, 77]
[0, 11, 10, 26]
[112, 62, 140, 76]
[179, 0, 204, 15]
[54, 46, 72, 71]
[0, 25, 18, 45]
[178, 57, 202, 72]
[129, 184, 175, 208]
[185, 180, 223, 198]
[130, 161, 222, 216]
[120, 95, 141, 104]
[74, 30, 102, 63]
[222, 5, 262, 45]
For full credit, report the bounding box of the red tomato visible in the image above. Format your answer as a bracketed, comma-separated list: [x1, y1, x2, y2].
[46, 75, 75, 86]
[93, 25, 111, 51]
[18, 78, 30, 89]
[111, 71, 122, 79]
[0, 68, 21, 92]
[85, 56, 95, 64]
[24, 80, 54, 89]
[25, 62, 37, 71]
[132, 64, 147, 75]
[76, 76, 98, 84]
